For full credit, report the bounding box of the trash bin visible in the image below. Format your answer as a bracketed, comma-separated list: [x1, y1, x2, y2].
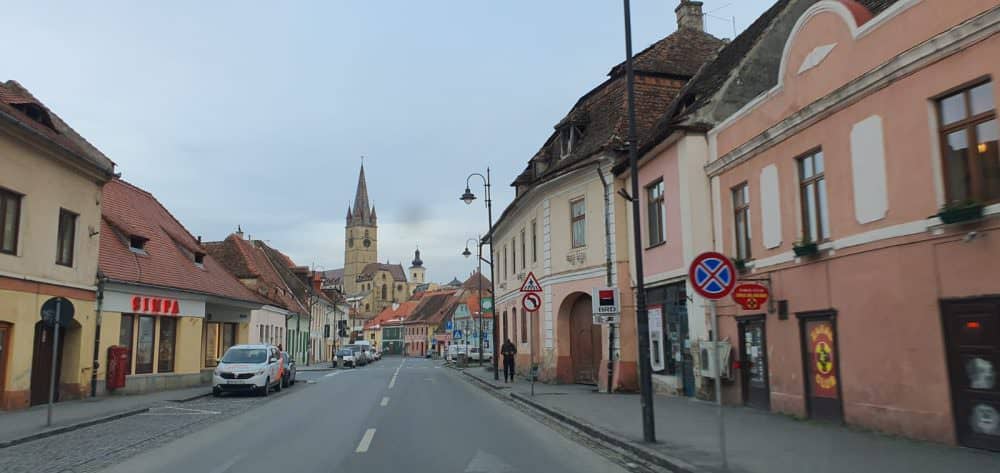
[457, 353, 468, 368]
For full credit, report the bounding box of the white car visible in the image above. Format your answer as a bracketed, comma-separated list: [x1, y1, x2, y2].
[447, 344, 468, 362]
[469, 347, 492, 361]
[213, 344, 283, 397]
[335, 348, 358, 368]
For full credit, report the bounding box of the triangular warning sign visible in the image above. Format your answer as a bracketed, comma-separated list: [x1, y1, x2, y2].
[520, 272, 542, 293]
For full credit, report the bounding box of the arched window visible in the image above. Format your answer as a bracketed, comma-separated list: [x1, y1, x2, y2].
[365, 303, 370, 311]
[381, 285, 387, 300]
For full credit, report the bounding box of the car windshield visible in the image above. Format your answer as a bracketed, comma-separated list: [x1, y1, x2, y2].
[337, 349, 353, 356]
[221, 348, 267, 364]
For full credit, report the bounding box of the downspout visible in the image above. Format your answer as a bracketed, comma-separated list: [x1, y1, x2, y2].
[90, 274, 107, 397]
[596, 165, 615, 394]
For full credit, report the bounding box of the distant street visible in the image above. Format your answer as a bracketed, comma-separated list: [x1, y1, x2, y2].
[83, 357, 630, 473]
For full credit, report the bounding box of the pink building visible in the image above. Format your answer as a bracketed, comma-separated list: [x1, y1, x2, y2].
[703, 0, 999, 450]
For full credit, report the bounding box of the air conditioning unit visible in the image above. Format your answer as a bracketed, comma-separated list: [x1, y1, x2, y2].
[699, 341, 732, 379]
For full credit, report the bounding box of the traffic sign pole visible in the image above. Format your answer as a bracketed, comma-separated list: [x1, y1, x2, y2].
[710, 300, 728, 471]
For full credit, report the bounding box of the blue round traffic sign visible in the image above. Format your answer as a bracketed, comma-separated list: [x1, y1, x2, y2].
[688, 252, 736, 300]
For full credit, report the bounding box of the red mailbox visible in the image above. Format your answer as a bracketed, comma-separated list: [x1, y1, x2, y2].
[107, 346, 130, 390]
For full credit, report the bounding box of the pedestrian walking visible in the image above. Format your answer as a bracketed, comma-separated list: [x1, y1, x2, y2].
[501, 338, 516, 383]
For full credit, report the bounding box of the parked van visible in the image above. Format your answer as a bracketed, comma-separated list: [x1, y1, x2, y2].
[213, 344, 283, 397]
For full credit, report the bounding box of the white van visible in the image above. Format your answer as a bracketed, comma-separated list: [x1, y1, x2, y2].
[212, 344, 283, 397]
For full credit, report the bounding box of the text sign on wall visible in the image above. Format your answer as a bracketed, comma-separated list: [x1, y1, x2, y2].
[131, 296, 181, 316]
[808, 321, 838, 399]
[591, 287, 620, 314]
[732, 283, 770, 310]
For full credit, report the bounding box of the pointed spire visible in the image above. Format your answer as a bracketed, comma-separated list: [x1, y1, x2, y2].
[370, 204, 377, 222]
[351, 163, 371, 224]
[346, 204, 353, 221]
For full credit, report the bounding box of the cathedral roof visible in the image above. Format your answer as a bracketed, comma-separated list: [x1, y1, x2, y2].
[360, 262, 407, 282]
[349, 164, 376, 226]
[411, 248, 423, 268]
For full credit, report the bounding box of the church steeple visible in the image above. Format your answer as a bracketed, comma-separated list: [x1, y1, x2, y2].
[350, 164, 373, 226]
[344, 163, 378, 297]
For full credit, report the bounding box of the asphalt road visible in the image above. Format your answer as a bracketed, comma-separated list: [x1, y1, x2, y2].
[93, 356, 631, 473]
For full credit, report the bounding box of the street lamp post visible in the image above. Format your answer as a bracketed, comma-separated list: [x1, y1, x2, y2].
[622, 0, 656, 443]
[463, 237, 488, 367]
[461, 169, 500, 380]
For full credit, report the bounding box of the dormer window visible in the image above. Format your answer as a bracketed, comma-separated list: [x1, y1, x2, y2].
[12, 103, 57, 132]
[194, 251, 205, 268]
[129, 235, 148, 253]
[559, 126, 581, 159]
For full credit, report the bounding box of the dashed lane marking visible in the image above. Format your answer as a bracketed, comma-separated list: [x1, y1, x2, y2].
[356, 428, 376, 453]
[381, 396, 389, 407]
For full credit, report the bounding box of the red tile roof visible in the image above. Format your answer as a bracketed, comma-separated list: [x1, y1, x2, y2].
[365, 300, 420, 330]
[99, 179, 264, 304]
[203, 235, 304, 312]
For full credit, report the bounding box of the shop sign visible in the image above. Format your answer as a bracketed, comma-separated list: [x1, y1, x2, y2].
[732, 283, 769, 310]
[809, 322, 837, 398]
[131, 295, 181, 315]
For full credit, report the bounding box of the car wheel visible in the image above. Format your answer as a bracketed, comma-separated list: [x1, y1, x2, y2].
[275, 377, 282, 392]
[281, 376, 288, 388]
[262, 378, 270, 397]
[212, 388, 221, 397]
[290, 374, 296, 386]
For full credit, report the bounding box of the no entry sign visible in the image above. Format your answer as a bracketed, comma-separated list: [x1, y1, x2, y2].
[522, 293, 541, 312]
[689, 252, 736, 300]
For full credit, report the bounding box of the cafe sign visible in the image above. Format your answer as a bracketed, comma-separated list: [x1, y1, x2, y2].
[131, 295, 181, 315]
[731, 283, 769, 310]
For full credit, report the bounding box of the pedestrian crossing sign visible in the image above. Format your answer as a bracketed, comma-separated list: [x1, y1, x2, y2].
[520, 272, 542, 293]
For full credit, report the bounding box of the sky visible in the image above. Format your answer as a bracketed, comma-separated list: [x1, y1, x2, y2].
[1, 0, 771, 284]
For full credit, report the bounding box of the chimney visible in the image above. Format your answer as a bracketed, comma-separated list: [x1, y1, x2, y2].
[235, 225, 244, 239]
[675, 1, 704, 31]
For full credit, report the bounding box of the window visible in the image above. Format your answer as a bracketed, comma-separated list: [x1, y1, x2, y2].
[646, 180, 665, 246]
[204, 322, 221, 367]
[56, 209, 77, 266]
[511, 238, 516, 274]
[559, 126, 579, 159]
[798, 150, 830, 242]
[570, 198, 586, 248]
[503, 246, 508, 277]
[158, 318, 177, 373]
[0, 188, 21, 254]
[194, 252, 205, 265]
[520, 229, 526, 268]
[135, 315, 156, 374]
[381, 285, 387, 300]
[259, 325, 264, 343]
[120, 314, 135, 373]
[937, 81, 998, 204]
[502, 311, 508, 342]
[520, 308, 528, 343]
[129, 236, 147, 252]
[531, 220, 537, 263]
[733, 183, 751, 260]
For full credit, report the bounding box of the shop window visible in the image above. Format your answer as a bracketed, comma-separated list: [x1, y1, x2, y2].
[0, 187, 22, 255]
[120, 314, 135, 374]
[204, 322, 220, 367]
[135, 316, 156, 374]
[937, 80, 998, 204]
[158, 318, 177, 373]
[56, 209, 77, 266]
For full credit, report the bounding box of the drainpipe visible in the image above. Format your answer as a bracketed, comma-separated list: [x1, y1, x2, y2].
[90, 275, 107, 397]
[596, 165, 615, 394]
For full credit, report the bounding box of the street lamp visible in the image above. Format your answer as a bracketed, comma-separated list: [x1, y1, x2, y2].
[463, 237, 489, 367]
[460, 169, 499, 380]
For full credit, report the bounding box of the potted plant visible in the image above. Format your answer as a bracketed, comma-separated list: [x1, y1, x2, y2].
[793, 238, 819, 257]
[937, 200, 985, 224]
[732, 258, 749, 274]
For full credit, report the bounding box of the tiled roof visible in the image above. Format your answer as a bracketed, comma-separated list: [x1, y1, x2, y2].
[0, 80, 115, 177]
[99, 179, 264, 304]
[462, 270, 492, 291]
[204, 235, 303, 312]
[406, 290, 457, 325]
[258, 242, 333, 308]
[360, 262, 407, 282]
[365, 300, 420, 330]
[319, 268, 344, 285]
[608, 27, 729, 78]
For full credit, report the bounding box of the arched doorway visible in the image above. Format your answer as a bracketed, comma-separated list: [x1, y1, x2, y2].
[31, 321, 66, 405]
[569, 293, 600, 385]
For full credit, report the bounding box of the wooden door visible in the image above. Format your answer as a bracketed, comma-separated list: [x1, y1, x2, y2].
[31, 322, 65, 406]
[942, 298, 1000, 451]
[570, 295, 600, 384]
[739, 317, 770, 410]
[0, 322, 10, 401]
[799, 313, 842, 422]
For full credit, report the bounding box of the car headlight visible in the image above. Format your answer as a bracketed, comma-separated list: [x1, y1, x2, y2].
[256, 369, 265, 376]
[214, 368, 221, 375]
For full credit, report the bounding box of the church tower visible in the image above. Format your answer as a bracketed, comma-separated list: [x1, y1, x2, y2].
[344, 164, 377, 295]
[409, 247, 425, 284]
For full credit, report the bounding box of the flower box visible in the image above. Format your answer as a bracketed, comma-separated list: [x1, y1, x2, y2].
[938, 202, 984, 224]
[793, 241, 819, 257]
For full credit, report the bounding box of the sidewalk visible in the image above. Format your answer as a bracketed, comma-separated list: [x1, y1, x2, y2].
[0, 385, 209, 447]
[462, 367, 1000, 473]
[296, 362, 336, 371]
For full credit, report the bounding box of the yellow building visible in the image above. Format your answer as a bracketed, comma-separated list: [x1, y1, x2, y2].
[96, 179, 263, 394]
[0, 80, 115, 409]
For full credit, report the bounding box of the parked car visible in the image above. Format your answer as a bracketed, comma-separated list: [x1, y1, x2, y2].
[349, 345, 368, 366]
[371, 349, 382, 361]
[335, 348, 357, 368]
[280, 352, 297, 387]
[213, 344, 283, 397]
[469, 347, 492, 361]
[447, 344, 468, 362]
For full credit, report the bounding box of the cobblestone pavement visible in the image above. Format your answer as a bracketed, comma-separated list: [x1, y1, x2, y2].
[0, 388, 303, 473]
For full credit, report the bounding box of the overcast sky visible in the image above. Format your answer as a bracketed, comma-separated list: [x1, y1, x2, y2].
[2, 0, 770, 283]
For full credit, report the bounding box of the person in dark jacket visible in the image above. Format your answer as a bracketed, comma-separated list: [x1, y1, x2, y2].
[501, 338, 517, 383]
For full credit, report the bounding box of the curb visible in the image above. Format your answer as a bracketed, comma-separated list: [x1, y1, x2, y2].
[0, 407, 150, 449]
[172, 392, 213, 403]
[462, 370, 508, 390]
[509, 392, 701, 473]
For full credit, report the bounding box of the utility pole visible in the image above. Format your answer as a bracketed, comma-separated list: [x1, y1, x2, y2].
[623, 0, 656, 443]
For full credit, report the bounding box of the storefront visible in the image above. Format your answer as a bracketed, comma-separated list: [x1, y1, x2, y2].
[646, 281, 695, 397]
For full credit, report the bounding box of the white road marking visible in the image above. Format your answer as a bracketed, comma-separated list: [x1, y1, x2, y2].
[356, 428, 376, 453]
[207, 453, 245, 473]
[324, 371, 339, 377]
[140, 406, 220, 415]
[388, 376, 396, 389]
[380, 396, 389, 407]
